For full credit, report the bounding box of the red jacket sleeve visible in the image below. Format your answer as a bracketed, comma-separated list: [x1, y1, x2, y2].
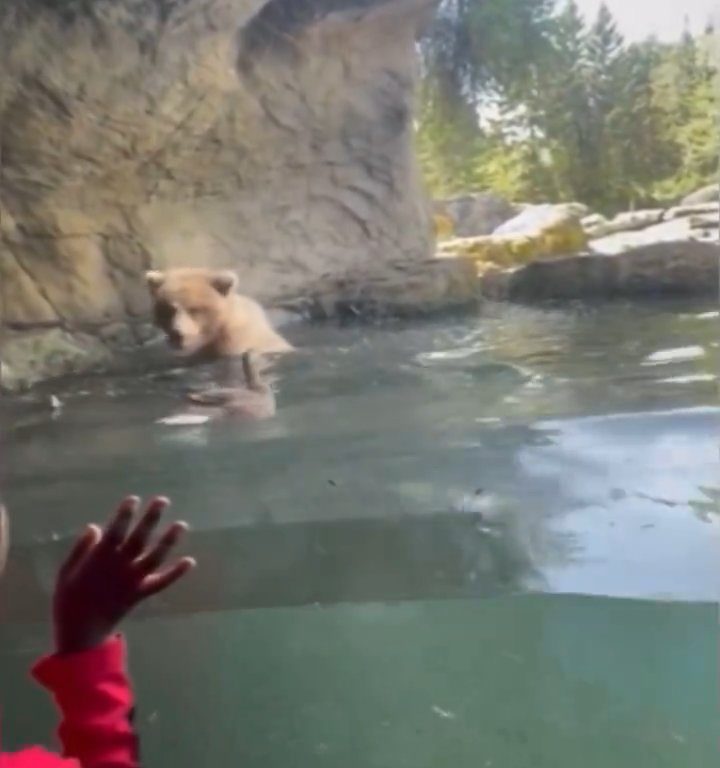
[30, 636, 139, 768]
[0, 746, 79, 768]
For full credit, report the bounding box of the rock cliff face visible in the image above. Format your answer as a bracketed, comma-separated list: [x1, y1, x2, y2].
[0, 0, 436, 388]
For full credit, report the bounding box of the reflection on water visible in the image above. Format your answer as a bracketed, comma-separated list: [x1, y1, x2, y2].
[0, 299, 718, 766]
[521, 407, 720, 601]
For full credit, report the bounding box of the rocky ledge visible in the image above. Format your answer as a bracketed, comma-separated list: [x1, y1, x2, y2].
[479, 241, 719, 302]
[434, 190, 718, 304]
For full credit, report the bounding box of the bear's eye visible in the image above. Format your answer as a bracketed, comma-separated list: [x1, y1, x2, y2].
[187, 307, 204, 318]
[155, 301, 176, 323]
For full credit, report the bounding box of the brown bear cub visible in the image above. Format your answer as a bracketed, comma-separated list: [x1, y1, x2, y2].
[145, 267, 292, 358]
[146, 267, 291, 420]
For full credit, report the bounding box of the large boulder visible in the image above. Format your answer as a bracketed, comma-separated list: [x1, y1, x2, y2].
[0, 0, 436, 389]
[436, 203, 587, 272]
[434, 193, 518, 239]
[680, 184, 719, 206]
[493, 203, 589, 236]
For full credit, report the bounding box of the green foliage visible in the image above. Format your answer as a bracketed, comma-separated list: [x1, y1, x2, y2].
[420, 0, 557, 106]
[649, 30, 720, 202]
[418, 1, 719, 212]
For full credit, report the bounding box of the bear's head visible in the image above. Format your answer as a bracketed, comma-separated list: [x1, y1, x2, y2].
[145, 268, 239, 356]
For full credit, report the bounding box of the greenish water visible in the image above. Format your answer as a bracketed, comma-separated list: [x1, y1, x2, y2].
[0, 300, 718, 765]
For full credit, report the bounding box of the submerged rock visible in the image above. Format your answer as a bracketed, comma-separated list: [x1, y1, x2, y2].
[680, 184, 719, 206]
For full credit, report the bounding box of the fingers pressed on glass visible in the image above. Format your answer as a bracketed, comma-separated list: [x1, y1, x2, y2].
[140, 557, 196, 597]
[100, 496, 140, 550]
[134, 521, 188, 574]
[122, 497, 168, 559]
[59, 525, 101, 579]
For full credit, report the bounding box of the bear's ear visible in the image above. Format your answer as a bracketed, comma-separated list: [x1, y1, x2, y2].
[145, 270, 165, 293]
[210, 270, 239, 296]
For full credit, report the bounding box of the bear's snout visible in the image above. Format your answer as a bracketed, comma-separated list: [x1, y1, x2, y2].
[167, 329, 184, 349]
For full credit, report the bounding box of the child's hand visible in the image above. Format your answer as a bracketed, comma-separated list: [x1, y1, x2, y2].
[53, 496, 195, 654]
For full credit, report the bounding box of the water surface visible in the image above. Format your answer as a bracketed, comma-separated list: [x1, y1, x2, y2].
[0, 300, 717, 766]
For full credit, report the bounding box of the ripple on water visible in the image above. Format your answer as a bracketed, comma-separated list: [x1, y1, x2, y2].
[658, 373, 717, 385]
[642, 345, 707, 365]
[416, 345, 489, 363]
[680, 310, 719, 320]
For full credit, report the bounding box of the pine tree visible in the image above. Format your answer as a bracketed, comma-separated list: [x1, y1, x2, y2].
[606, 42, 677, 208]
[669, 35, 719, 193]
[416, 1, 719, 210]
[578, 2, 625, 207]
[651, 26, 719, 200]
[518, 1, 593, 204]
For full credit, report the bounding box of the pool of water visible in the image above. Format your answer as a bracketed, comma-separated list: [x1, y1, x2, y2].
[0, 299, 718, 765]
